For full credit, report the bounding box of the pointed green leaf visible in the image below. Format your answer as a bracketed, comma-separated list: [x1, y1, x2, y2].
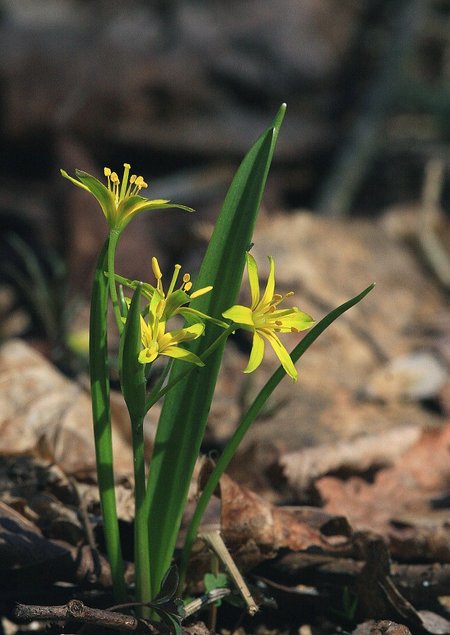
[144, 105, 287, 595]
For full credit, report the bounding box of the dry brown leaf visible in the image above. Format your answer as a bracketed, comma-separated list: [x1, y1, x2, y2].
[316, 423, 450, 560]
[0, 339, 132, 476]
[217, 473, 352, 571]
[281, 425, 422, 494]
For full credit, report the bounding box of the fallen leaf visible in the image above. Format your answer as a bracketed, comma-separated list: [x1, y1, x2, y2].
[281, 425, 422, 495]
[0, 339, 132, 476]
[316, 424, 450, 561]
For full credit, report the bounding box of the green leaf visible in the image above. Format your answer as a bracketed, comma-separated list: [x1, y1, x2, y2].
[89, 241, 126, 601]
[119, 283, 146, 420]
[204, 573, 229, 593]
[179, 283, 376, 584]
[144, 105, 286, 596]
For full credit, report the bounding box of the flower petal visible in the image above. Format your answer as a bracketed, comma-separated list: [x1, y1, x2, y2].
[258, 256, 275, 310]
[138, 347, 158, 364]
[159, 322, 204, 349]
[162, 346, 204, 366]
[244, 331, 265, 373]
[74, 170, 116, 224]
[222, 304, 255, 327]
[271, 308, 315, 332]
[60, 169, 90, 193]
[139, 316, 153, 348]
[246, 253, 260, 308]
[260, 329, 298, 381]
[118, 198, 194, 229]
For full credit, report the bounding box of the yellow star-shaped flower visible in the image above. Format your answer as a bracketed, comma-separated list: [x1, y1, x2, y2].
[61, 162, 193, 231]
[138, 293, 205, 367]
[223, 253, 315, 381]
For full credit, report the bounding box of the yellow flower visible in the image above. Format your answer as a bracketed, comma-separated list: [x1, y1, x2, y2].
[223, 253, 315, 381]
[138, 295, 205, 366]
[114, 257, 226, 327]
[150, 256, 212, 315]
[60, 162, 193, 231]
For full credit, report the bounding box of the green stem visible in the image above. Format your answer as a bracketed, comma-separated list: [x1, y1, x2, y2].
[90, 242, 127, 601]
[131, 415, 151, 617]
[145, 324, 235, 412]
[179, 284, 375, 589]
[107, 229, 124, 334]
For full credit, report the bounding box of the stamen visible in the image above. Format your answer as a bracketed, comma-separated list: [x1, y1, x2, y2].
[152, 257, 163, 281]
[104, 167, 112, 190]
[126, 174, 137, 197]
[120, 163, 131, 200]
[184, 281, 193, 292]
[156, 299, 165, 319]
[110, 172, 119, 200]
[130, 175, 146, 196]
[167, 264, 182, 295]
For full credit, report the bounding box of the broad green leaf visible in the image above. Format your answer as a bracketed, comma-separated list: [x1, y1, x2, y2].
[144, 105, 286, 595]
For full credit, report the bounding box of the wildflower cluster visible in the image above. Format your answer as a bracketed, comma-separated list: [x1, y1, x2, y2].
[60, 123, 373, 617]
[62, 161, 315, 378]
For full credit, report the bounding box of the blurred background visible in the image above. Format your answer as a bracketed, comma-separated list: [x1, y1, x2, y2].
[0, 0, 449, 365]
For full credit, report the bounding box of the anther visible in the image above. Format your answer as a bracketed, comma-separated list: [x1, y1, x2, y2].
[152, 257, 163, 280]
[275, 320, 282, 326]
[183, 273, 191, 283]
[156, 300, 165, 319]
[104, 167, 111, 177]
[184, 281, 193, 292]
